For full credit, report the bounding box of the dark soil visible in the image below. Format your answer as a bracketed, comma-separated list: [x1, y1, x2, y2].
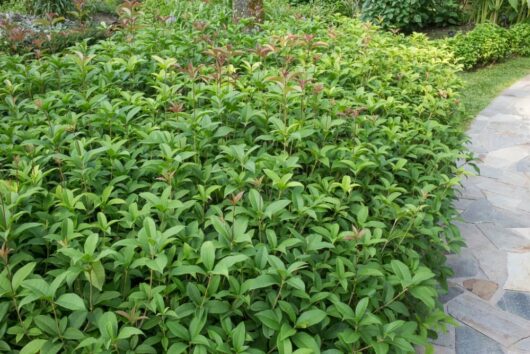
[419, 23, 475, 39]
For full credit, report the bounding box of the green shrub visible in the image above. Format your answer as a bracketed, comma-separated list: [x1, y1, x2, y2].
[0, 1, 469, 353]
[444, 23, 512, 69]
[361, 0, 462, 32]
[510, 22, 530, 56]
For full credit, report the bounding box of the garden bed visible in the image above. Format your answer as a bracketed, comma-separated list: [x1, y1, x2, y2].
[0, 0, 470, 353]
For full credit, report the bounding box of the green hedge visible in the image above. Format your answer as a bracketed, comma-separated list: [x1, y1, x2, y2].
[510, 22, 530, 56]
[442, 22, 530, 70]
[361, 0, 462, 32]
[0, 1, 469, 353]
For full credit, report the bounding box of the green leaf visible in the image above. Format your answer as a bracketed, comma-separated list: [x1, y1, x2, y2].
[167, 321, 189, 340]
[117, 327, 143, 339]
[265, 200, 291, 218]
[241, 274, 278, 293]
[212, 254, 248, 277]
[411, 266, 435, 285]
[357, 205, 368, 225]
[200, 241, 216, 271]
[146, 254, 168, 274]
[277, 338, 292, 354]
[98, 312, 118, 339]
[295, 309, 327, 328]
[384, 320, 404, 335]
[292, 332, 320, 352]
[372, 342, 389, 354]
[357, 264, 384, 277]
[12, 262, 36, 292]
[232, 322, 246, 351]
[143, 217, 157, 239]
[20, 339, 47, 354]
[56, 293, 86, 311]
[168, 343, 188, 354]
[86, 260, 105, 291]
[390, 260, 411, 285]
[34, 315, 58, 335]
[409, 286, 436, 308]
[256, 309, 281, 331]
[84, 233, 98, 255]
[355, 297, 370, 320]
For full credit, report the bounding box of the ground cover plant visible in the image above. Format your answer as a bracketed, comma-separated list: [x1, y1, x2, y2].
[0, 0, 470, 352]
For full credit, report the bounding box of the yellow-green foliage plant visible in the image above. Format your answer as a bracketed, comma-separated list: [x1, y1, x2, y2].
[0, 1, 470, 353]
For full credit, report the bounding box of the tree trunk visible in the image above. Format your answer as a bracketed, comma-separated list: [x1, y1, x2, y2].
[233, 0, 264, 24]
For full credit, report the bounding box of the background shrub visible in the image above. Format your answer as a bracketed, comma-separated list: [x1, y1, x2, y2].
[361, 0, 462, 32]
[510, 22, 530, 56]
[444, 23, 512, 69]
[0, 1, 469, 353]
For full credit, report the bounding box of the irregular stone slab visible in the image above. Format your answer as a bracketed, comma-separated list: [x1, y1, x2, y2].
[447, 294, 530, 347]
[478, 165, 505, 179]
[477, 223, 530, 252]
[481, 144, 530, 169]
[480, 96, 520, 117]
[433, 324, 455, 348]
[469, 246, 508, 287]
[484, 190, 526, 214]
[505, 253, 530, 292]
[439, 286, 464, 304]
[473, 130, 530, 153]
[454, 198, 474, 212]
[456, 180, 483, 200]
[514, 337, 530, 352]
[475, 177, 530, 199]
[455, 323, 504, 354]
[498, 291, 530, 321]
[463, 279, 498, 300]
[511, 228, 530, 240]
[462, 199, 530, 228]
[446, 251, 479, 278]
[501, 170, 530, 188]
[517, 156, 530, 173]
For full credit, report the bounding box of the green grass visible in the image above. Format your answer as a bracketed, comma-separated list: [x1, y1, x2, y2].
[459, 56, 530, 127]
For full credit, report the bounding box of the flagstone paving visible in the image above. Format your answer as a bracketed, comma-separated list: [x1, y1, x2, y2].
[429, 76, 530, 353]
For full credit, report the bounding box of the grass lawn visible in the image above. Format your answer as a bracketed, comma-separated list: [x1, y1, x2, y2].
[459, 56, 530, 128]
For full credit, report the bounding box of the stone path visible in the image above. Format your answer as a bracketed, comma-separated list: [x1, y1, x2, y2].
[431, 76, 530, 353]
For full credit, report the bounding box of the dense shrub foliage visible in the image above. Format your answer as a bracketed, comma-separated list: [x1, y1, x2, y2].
[510, 22, 530, 56]
[361, 0, 462, 31]
[0, 1, 469, 353]
[445, 23, 512, 69]
[442, 22, 530, 69]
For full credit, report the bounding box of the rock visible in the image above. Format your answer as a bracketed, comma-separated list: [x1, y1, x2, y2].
[505, 252, 530, 292]
[497, 291, 530, 321]
[455, 323, 505, 354]
[463, 279, 498, 300]
[447, 294, 530, 347]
